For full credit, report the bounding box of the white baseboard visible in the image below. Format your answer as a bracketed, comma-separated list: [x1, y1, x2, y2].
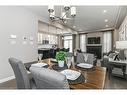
[0, 76, 15, 84]
[0, 72, 30, 84]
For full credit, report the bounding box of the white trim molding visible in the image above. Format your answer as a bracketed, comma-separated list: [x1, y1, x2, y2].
[0, 76, 15, 84]
[0, 71, 31, 84]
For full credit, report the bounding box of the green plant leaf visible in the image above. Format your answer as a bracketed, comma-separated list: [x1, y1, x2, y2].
[56, 51, 67, 61]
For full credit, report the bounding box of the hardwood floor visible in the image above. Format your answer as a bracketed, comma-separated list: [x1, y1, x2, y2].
[105, 74, 127, 89]
[0, 79, 16, 89]
[70, 66, 106, 89]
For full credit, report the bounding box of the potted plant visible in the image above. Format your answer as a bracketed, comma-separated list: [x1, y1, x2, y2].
[56, 51, 67, 67]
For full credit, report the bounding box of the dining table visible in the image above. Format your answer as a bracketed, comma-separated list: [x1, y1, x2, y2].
[37, 58, 107, 89]
[42, 58, 106, 89]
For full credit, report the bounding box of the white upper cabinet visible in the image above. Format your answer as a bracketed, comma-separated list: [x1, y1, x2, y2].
[38, 21, 59, 45]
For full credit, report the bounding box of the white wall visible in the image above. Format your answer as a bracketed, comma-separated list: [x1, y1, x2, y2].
[0, 7, 38, 80]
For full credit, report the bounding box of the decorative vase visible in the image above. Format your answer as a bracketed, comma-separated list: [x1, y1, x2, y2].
[58, 60, 64, 67]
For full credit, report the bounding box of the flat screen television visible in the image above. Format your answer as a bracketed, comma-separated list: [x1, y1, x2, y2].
[87, 37, 100, 44]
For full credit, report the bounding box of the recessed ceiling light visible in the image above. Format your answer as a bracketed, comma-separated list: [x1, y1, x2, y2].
[103, 10, 107, 13]
[73, 26, 76, 28]
[105, 19, 108, 22]
[105, 25, 109, 27]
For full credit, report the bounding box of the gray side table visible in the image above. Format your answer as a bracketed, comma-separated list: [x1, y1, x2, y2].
[108, 59, 127, 79]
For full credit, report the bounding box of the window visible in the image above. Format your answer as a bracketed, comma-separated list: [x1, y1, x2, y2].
[80, 34, 86, 52]
[103, 31, 112, 53]
[64, 36, 72, 52]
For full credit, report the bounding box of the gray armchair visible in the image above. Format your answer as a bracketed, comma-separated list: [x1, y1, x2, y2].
[8, 57, 36, 89]
[77, 53, 95, 64]
[76, 53, 96, 68]
[30, 66, 69, 89]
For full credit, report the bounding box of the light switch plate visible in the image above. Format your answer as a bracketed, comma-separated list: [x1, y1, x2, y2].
[10, 35, 17, 39]
[23, 36, 27, 40]
[29, 37, 34, 41]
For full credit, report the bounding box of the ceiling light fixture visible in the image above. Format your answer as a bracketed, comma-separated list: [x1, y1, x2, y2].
[103, 10, 107, 13]
[48, 5, 76, 23]
[73, 26, 76, 28]
[105, 25, 109, 27]
[105, 19, 108, 22]
[64, 5, 70, 11]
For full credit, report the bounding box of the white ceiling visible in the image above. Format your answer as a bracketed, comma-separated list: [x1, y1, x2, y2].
[26, 6, 127, 33]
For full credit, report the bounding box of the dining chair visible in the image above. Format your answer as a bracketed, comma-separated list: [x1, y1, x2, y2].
[66, 52, 73, 57]
[49, 49, 54, 58]
[77, 53, 94, 64]
[66, 52, 74, 68]
[76, 53, 94, 69]
[30, 66, 69, 89]
[8, 57, 36, 89]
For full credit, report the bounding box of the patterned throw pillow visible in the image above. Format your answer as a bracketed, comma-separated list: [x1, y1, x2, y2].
[108, 53, 118, 60]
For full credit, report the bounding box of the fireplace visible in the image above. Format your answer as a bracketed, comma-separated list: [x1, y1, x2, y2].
[87, 46, 102, 59]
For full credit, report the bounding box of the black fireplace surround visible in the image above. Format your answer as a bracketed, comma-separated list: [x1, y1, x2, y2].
[87, 46, 102, 59]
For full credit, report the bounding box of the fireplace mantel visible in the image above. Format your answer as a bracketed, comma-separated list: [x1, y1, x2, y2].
[86, 44, 102, 46]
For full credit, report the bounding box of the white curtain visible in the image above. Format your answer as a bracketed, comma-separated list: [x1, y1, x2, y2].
[103, 31, 112, 53]
[80, 34, 86, 52]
